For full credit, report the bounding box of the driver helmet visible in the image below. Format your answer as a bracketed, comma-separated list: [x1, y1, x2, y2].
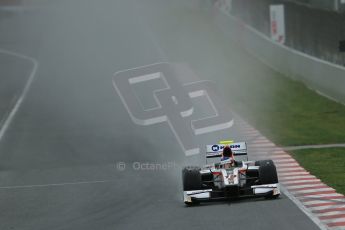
[221, 145, 233, 160]
[221, 146, 234, 168]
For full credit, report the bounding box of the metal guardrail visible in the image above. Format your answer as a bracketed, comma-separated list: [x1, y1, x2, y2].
[206, 1, 345, 104]
[281, 0, 345, 13]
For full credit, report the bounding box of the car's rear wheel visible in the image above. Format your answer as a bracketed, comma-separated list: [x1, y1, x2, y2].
[255, 160, 279, 199]
[182, 166, 202, 191]
[182, 166, 202, 205]
[255, 160, 278, 184]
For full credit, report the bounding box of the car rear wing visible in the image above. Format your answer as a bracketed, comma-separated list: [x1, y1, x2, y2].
[206, 142, 248, 162]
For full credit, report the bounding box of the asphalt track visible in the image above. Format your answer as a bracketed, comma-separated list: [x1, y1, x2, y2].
[0, 0, 321, 229]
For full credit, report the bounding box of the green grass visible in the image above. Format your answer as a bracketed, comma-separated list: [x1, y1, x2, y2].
[290, 148, 345, 195]
[223, 71, 345, 146]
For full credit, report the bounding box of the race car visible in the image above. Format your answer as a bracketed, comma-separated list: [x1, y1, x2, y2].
[182, 142, 280, 205]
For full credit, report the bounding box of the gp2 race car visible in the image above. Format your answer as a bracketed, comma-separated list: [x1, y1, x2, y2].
[182, 142, 280, 205]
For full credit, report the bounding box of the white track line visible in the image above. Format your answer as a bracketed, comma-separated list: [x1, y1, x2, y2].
[317, 211, 345, 217]
[276, 163, 300, 167]
[322, 217, 345, 224]
[303, 200, 344, 206]
[311, 205, 345, 211]
[284, 179, 322, 185]
[279, 172, 310, 177]
[280, 175, 317, 180]
[302, 193, 344, 199]
[280, 186, 328, 230]
[292, 188, 335, 194]
[0, 49, 39, 142]
[277, 167, 304, 172]
[286, 184, 326, 190]
[272, 150, 287, 154]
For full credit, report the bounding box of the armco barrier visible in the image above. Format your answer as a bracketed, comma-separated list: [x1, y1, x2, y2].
[207, 1, 345, 104]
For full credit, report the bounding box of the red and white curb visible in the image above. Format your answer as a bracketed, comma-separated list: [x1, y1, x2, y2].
[237, 119, 345, 230]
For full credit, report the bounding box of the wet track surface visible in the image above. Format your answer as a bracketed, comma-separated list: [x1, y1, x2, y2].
[0, 0, 321, 229]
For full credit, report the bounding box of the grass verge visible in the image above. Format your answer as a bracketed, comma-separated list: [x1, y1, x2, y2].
[225, 71, 345, 146]
[290, 148, 345, 195]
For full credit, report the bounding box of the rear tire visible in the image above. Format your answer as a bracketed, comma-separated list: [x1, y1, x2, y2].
[182, 166, 202, 205]
[182, 166, 202, 191]
[255, 160, 278, 184]
[255, 160, 279, 199]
